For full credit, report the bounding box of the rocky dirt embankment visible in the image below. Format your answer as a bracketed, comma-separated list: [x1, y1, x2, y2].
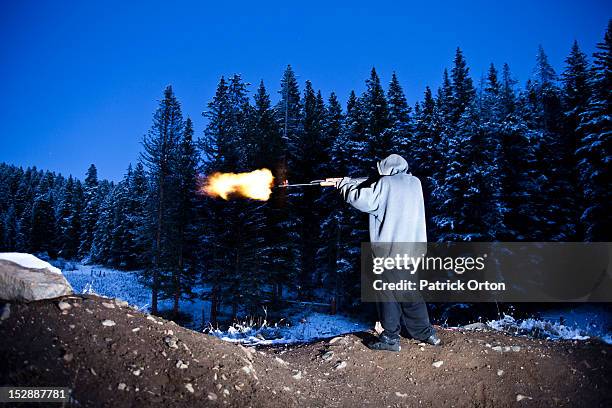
[0, 295, 610, 407]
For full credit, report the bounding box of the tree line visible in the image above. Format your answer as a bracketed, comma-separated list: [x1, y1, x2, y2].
[0, 21, 609, 320]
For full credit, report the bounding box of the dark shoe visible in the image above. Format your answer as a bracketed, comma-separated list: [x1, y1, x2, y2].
[367, 332, 401, 352]
[423, 333, 442, 346]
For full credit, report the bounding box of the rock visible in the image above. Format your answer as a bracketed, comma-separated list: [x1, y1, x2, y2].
[164, 336, 178, 349]
[321, 351, 334, 361]
[511, 346, 521, 352]
[0, 253, 72, 301]
[497, 369, 504, 376]
[275, 357, 289, 366]
[101, 320, 116, 327]
[292, 371, 302, 380]
[63, 353, 73, 362]
[0, 303, 10, 321]
[118, 383, 127, 391]
[395, 392, 408, 398]
[329, 336, 345, 344]
[463, 322, 488, 330]
[132, 327, 140, 332]
[334, 361, 347, 370]
[101, 302, 115, 309]
[90, 368, 97, 376]
[132, 369, 141, 376]
[222, 389, 230, 396]
[114, 299, 128, 308]
[432, 360, 444, 368]
[207, 391, 217, 400]
[184, 383, 194, 394]
[176, 360, 188, 369]
[57, 301, 72, 311]
[516, 394, 532, 402]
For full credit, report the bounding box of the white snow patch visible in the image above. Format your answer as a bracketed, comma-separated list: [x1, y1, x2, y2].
[0, 253, 62, 275]
[207, 311, 369, 346]
[486, 313, 609, 343]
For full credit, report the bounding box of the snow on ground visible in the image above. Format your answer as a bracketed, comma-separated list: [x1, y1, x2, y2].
[486, 306, 612, 344]
[0, 253, 62, 274]
[207, 311, 370, 346]
[60, 262, 611, 346]
[61, 264, 208, 328]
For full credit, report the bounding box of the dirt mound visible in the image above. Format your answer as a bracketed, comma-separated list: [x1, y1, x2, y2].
[0, 295, 610, 407]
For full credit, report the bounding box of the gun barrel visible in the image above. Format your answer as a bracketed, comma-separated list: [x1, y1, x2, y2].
[277, 178, 344, 188]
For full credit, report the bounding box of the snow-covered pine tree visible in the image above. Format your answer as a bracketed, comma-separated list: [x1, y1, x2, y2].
[29, 172, 57, 257]
[168, 117, 199, 316]
[140, 85, 184, 314]
[276, 65, 302, 172]
[245, 80, 292, 305]
[56, 176, 83, 259]
[363, 68, 392, 163]
[290, 80, 328, 298]
[108, 167, 132, 267]
[90, 182, 115, 264]
[527, 46, 576, 240]
[387, 72, 414, 164]
[317, 91, 346, 305]
[14, 169, 36, 252]
[128, 162, 149, 269]
[328, 89, 370, 307]
[577, 20, 612, 241]
[432, 49, 479, 241]
[561, 41, 592, 240]
[497, 64, 540, 240]
[414, 86, 443, 239]
[79, 164, 100, 258]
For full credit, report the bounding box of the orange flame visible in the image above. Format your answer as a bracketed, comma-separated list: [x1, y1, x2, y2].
[202, 169, 274, 201]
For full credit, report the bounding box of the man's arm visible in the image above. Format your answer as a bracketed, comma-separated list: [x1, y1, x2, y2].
[338, 177, 386, 215]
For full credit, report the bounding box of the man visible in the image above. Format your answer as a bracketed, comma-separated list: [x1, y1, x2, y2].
[336, 154, 441, 351]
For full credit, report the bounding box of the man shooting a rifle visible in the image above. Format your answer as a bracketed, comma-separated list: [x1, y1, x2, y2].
[334, 153, 441, 351]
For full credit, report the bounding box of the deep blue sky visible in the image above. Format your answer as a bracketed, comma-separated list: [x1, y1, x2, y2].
[1, 1, 609, 181]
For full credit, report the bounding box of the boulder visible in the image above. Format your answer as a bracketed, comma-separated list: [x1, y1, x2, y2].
[0, 253, 73, 302]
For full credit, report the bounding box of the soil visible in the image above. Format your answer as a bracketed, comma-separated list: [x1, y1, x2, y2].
[0, 295, 610, 407]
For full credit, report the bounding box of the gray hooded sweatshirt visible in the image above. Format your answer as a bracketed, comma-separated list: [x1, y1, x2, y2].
[338, 154, 427, 248]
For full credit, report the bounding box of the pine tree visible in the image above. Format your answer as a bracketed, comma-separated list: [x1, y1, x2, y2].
[318, 92, 345, 302]
[29, 173, 57, 257]
[413, 86, 443, 238]
[128, 162, 149, 269]
[386, 72, 414, 166]
[577, 20, 612, 241]
[292, 80, 327, 298]
[56, 176, 82, 259]
[528, 46, 576, 240]
[169, 117, 199, 315]
[363, 68, 392, 162]
[245, 80, 291, 305]
[277, 65, 302, 169]
[79, 164, 100, 258]
[141, 85, 185, 314]
[497, 65, 539, 240]
[561, 41, 592, 239]
[90, 184, 116, 263]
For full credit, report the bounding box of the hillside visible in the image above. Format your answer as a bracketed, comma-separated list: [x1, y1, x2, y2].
[0, 295, 610, 407]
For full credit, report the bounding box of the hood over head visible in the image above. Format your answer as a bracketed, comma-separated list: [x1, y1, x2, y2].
[376, 154, 409, 176]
